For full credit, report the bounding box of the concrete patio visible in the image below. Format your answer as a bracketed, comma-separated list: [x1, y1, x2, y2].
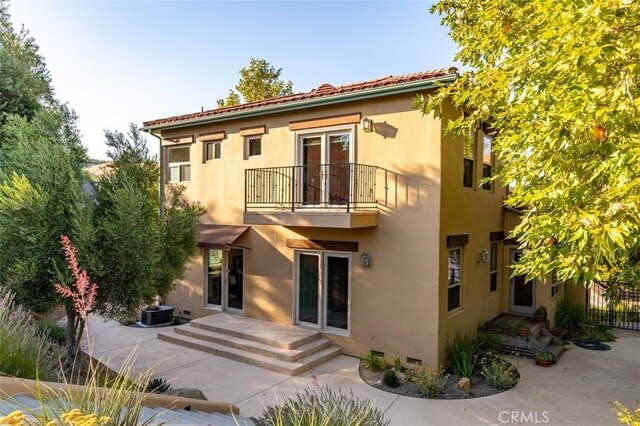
[87, 316, 640, 425]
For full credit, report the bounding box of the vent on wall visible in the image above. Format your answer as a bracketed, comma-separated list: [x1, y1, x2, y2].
[182, 310, 191, 316]
[406, 357, 422, 366]
[371, 350, 385, 358]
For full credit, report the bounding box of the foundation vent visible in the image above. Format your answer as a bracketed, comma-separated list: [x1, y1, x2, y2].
[406, 357, 422, 366]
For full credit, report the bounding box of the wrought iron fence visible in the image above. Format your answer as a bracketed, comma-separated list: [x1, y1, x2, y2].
[586, 281, 640, 330]
[245, 163, 380, 212]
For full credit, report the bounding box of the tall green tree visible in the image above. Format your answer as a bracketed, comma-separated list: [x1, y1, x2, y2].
[0, 0, 53, 123]
[417, 0, 640, 286]
[217, 58, 294, 107]
[92, 125, 203, 320]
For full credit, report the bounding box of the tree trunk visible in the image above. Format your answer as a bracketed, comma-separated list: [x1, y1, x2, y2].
[64, 303, 78, 370]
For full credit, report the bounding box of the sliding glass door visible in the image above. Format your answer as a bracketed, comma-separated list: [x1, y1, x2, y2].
[295, 251, 351, 333]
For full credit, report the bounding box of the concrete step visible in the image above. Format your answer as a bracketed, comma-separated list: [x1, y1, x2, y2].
[538, 335, 553, 346]
[158, 331, 340, 376]
[173, 324, 332, 362]
[190, 315, 320, 350]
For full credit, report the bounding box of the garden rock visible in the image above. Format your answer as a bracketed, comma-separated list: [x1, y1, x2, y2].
[163, 388, 208, 401]
[397, 372, 407, 381]
[457, 377, 471, 390]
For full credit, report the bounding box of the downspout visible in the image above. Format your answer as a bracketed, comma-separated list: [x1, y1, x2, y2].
[143, 129, 164, 212]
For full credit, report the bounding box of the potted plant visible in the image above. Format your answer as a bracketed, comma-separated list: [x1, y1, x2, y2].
[534, 306, 547, 324]
[534, 351, 555, 366]
[518, 324, 530, 337]
[496, 320, 511, 335]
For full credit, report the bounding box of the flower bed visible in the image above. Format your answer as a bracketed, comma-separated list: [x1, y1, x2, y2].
[359, 355, 519, 400]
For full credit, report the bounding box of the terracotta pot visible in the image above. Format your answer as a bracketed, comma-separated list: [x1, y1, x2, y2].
[534, 314, 545, 323]
[486, 324, 496, 332]
[502, 326, 511, 334]
[535, 358, 553, 367]
[519, 328, 529, 337]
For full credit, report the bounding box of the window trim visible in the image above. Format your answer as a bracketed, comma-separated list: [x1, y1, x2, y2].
[204, 140, 222, 162]
[489, 241, 499, 293]
[245, 136, 262, 158]
[167, 145, 191, 183]
[463, 114, 476, 189]
[447, 247, 462, 312]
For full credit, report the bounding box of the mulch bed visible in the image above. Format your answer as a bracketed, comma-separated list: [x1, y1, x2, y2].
[359, 362, 516, 400]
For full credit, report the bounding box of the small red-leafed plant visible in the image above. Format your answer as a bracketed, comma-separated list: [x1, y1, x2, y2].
[55, 234, 99, 365]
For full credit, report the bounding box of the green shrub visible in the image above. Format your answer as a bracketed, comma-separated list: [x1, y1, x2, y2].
[362, 352, 389, 372]
[554, 298, 586, 336]
[145, 377, 172, 393]
[252, 388, 389, 426]
[36, 317, 67, 344]
[445, 328, 499, 378]
[581, 323, 616, 342]
[480, 354, 519, 390]
[411, 365, 447, 398]
[0, 287, 58, 380]
[28, 350, 162, 426]
[393, 358, 406, 373]
[382, 370, 400, 388]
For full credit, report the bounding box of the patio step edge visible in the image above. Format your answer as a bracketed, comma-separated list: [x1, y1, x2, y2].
[189, 319, 320, 350]
[173, 325, 332, 362]
[157, 332, 341, 376]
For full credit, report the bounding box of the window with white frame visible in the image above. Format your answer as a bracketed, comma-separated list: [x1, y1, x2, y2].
[448, 248, 462, 311]
[204, 141, 222, 161]
[167, 146, 191, 182]
[490, 242, 499, 293]
[463, 113, 475, 189]
[246, 137, 262, 158]
[551, 270, 560, 298]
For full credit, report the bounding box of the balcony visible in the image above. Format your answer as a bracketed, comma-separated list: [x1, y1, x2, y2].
[244, 163, 381, 228]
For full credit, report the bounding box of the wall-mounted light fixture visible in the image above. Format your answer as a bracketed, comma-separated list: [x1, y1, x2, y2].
[360, 253, 372, 267]
[361, 116, 374, 133]
[478, 250, 489, 263]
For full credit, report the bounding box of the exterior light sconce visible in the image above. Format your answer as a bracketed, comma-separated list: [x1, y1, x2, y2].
[360, 253, 372, 267]
[478, 250, 489, 263]
[361, 117, 374, 133]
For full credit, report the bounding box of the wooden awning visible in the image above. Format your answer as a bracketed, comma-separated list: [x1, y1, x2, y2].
[198, 224, 249, 250]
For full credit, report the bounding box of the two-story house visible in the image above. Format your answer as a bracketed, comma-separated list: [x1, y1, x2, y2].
[142, 68, 583, 372]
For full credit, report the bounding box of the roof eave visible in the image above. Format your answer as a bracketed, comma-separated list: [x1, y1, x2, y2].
[142, 75, 456, 132]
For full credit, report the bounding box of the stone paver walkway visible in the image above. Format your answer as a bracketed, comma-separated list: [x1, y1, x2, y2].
[87, 316, 640, 425]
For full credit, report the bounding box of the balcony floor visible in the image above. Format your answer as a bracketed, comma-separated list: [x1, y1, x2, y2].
[243, 210, 378, 228]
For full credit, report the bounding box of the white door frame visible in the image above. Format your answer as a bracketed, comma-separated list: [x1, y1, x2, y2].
[294, 250, 351, 336]
[204, 248, 244, 314]
[509, 249, 536, 315]
[295, 126, 355, 207]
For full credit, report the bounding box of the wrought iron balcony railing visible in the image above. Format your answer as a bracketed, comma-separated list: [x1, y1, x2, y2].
[245, 163, 381, 212]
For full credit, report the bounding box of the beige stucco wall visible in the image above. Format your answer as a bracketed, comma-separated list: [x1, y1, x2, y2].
[436, 100, 508, 364]
[160, 93, 444, 367]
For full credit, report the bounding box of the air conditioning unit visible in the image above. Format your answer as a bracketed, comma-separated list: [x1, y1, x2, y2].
[140, 305, 174, 326]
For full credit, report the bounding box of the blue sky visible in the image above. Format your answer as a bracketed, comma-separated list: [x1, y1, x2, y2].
[9, 1, 459, 159]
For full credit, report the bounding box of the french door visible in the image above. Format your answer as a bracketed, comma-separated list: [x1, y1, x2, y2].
[295, 251, 351, 333]
[509, 249, 535, 315]
[206, 248, 244, 313]
[298, 131, 352, 207]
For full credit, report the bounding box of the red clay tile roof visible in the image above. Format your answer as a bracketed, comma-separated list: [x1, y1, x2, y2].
[143, 67, 458, 128]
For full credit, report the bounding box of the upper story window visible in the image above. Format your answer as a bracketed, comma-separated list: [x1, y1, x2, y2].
[204, 141, 222, 161]
[448, 247, 462, 312]
[482, 123, 493, 191]
[168, 146, 191, 182]
[490, 242, 499, 293]
[463, 114, 475, 189]
[246, 137, 262, 158]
